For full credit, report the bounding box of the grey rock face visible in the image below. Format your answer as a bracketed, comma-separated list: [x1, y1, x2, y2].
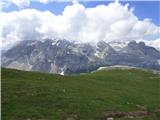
[2, 39, 160, 74]
[115, 41, 160, 70]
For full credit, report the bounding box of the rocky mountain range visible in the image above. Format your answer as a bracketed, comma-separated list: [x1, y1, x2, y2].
[1, 39, 160, 74]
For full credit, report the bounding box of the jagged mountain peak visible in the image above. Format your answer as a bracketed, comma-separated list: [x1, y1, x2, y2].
[2, 39, 160, 74]
[128, 41, 146, 48]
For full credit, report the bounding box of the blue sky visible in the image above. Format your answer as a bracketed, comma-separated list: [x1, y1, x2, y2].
[2, 1, 160, 25]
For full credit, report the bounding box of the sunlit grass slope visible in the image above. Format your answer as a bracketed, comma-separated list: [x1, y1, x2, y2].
[1, 68, 160, 120]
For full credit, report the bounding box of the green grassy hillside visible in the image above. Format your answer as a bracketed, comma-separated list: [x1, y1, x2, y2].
[1, 68, 160, 120]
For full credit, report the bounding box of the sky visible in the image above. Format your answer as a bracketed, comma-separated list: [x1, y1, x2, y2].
[1, 0, 160, 49]
[2, 1, 160, 25]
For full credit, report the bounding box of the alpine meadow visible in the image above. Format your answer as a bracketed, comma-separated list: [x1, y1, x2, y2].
[1, 0, 160, 120]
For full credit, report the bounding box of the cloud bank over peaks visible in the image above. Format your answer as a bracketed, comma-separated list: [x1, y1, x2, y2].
[1, 1, 159, 49]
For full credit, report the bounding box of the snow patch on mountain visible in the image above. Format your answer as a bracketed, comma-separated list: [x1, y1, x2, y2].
[158, 60, 160, 65]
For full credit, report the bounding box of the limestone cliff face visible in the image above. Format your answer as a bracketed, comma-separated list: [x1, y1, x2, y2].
[2, 39, 160, 74]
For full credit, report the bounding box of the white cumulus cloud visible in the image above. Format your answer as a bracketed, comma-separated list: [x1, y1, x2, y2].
[1, 1, 160, 49]
[2, 0, 30, 8]
[39, 0, 49, 4]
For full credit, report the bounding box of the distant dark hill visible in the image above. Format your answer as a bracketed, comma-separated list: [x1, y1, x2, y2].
[2, 67, 160, 120]
[2, 39, 160, 74]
